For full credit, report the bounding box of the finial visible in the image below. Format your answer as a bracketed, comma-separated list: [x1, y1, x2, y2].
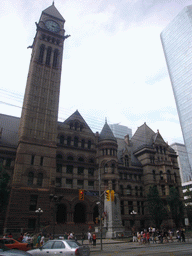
[105, 117, 107, 123]
[52, 1, 54, 5]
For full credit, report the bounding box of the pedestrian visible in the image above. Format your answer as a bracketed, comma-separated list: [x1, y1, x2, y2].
[137, 232, 141, 244]
[87, 231, 92, 245]
[92, 233, 96, 247]
[18, 233, 23, 242]
[146, 232, 150, 243]
[40, 235, 45, 246]
[8, 233, 13, 238]
[181, 229, 185, 242]
[81, 232, 85, 245]
[36, 233, 41, 247]
[132, 232, 137, 242]
[64, 232, 68, 240]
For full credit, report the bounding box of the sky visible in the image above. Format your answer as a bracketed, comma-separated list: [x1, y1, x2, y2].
[0, 0, 191, 145]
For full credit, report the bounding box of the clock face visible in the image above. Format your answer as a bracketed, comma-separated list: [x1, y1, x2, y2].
[45, 20, 60, 33]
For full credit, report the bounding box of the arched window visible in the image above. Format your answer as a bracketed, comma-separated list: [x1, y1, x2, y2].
[167, 170, 171, 182]
[28, 172, 34, 185]
[160, 171, 163, 180]
[53, 49, 59, 68]
[38, 44, 45, 63]
[59, 135, 64, 145]
[37, 173, 43, 187]
[74, 137, 79, 147]
[135, 186, 138, 196]
[120, 185, 124, 195]
[152, 170, 156, 180]
[67, 136, 71, 146]
[46, 47, 52, 66]
[124, 155, 129, 167]
[127, 185, 132, 195]
[78, 157, 84, 162]
[56, 154, 63, 159]
[81, 139, 85, 148]
[104, 164, 108, 173]
[67, 156, 74, 161]
[75, 122, 79, 131]
[70, 122, 73, 129]
[111, 163, 115, 174]
[88, 140, 91, 149]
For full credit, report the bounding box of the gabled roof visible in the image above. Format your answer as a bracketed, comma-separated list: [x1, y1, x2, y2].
[153, 131, 167, 146]
[131, 122, 155, 152]
[99, 122, 117, 142]
[42, 2, 65, 21]
[62, 110, 94, 133]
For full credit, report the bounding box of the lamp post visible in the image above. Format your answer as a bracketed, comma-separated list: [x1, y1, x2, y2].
[35, 208, 43, 233]
[49, 194, 63, 239]
[130, 210, 137, 229]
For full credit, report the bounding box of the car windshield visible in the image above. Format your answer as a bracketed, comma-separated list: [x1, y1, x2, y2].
[65, 240, 80, 248]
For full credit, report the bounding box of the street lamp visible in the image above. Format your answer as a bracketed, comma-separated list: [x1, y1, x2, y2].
[35, 208, 43, 233]
[130, 210, 137, 228]
[49, 194, 63, 239]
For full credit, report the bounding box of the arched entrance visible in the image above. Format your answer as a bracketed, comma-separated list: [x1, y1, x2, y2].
[56, 204, 67, 223]
[74, 203, 86, 223]
[93, 205, 99, 223]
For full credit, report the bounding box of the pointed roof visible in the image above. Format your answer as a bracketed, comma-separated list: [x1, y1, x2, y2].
[99, 121, 117, 142]
[42, 2, 65, 21]
[62, 110, 93, 133]
[131, 122, 155, 152]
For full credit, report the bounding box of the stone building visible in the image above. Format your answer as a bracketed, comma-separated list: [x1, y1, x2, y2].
[0, 3, 184, 235]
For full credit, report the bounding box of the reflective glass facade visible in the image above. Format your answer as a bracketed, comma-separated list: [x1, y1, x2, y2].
[161, 6, 192, 175]
[171, 143, 191, 183]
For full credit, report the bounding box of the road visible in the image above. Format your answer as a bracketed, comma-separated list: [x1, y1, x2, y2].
[89, 240, 192, 256]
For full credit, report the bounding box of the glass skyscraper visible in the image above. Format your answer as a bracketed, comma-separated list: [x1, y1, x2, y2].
[161, 5, 192, 176]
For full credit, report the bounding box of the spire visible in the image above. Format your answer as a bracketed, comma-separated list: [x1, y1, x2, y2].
[99, 122, 117, 142]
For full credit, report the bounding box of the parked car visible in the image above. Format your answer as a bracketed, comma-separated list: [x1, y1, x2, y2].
[28, 239, 90, 256]
[0, 239, 31, 252]
[0, 243, 31, 256]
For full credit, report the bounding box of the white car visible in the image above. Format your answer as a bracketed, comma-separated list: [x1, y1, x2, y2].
[28, 240, 90, 256]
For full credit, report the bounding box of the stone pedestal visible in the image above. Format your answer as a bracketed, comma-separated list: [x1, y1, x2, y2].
[104, 193, 124, 238]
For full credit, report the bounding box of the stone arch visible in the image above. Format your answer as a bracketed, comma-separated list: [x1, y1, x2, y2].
[56, 204, 67, 223]
[74, 202, 86, 223]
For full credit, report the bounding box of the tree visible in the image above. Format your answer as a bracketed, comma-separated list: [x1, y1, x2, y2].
[167, 187, 184, 228]
[183, 188, 192, 226]
[147, 186, 167, 229]
[0, 164, 10, 211]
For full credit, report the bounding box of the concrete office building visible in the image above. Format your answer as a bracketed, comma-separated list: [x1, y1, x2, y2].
[161, 5, 192, 176]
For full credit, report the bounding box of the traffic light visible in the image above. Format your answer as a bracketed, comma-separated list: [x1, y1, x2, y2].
[79, 189, 84, 200]
[105, 190, 110, 201]
[111, 190, 115, 201]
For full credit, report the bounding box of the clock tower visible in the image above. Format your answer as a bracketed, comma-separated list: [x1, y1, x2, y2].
[5, 3, 69, 231]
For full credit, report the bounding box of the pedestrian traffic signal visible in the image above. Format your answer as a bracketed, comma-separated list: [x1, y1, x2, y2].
[105, 190, 110, 201]
[111, 190, 115, 201]
[79, 189, 84, 200]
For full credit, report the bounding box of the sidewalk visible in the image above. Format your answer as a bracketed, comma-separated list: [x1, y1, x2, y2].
[82, 237, 192, 253]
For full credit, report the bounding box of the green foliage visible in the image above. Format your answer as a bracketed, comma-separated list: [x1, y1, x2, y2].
[182, 188, 192, 226]
[0, 164, 10, 210]
[147, 186, 167, 229]
[167, 187, 184, 228]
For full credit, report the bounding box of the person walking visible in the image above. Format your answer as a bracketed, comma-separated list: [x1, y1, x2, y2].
[92, 233, 96, 247]
[81, 232, 85, 245]
[87, 231, 92, 245]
